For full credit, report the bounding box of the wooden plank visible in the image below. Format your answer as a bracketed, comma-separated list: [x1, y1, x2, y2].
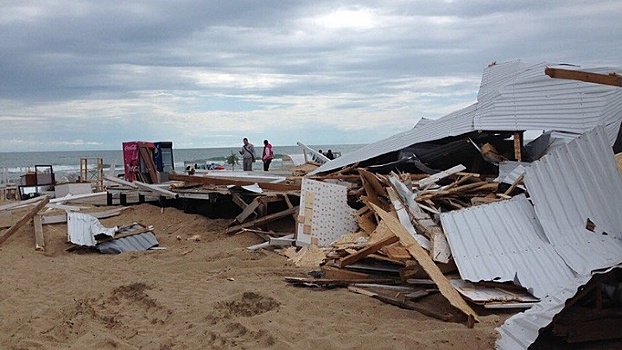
[103, 174, 138, 188]
[139, 145, 160, 184]
[134, 181, 178, 198]
[338, 234, 399, 268]
[417, 164, 466, 189]
[169, 173, 300, 192]
[321, 266, 377, 280]
[503, 173, 524, 196]
[545, 67, 622, 87]
[368, 202, 479, 324]
[235, 197, 261, 223]
[0, 196, 44, 212]
[348, 286, 453, 322]
[33, 214, 44, 251]
[0, 196, 50, 246]
[40, 207, 128, 225]
[226, 206, 299, 234]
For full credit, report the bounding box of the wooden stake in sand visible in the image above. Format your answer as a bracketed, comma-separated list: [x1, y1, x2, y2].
[0, 196, 50, 246]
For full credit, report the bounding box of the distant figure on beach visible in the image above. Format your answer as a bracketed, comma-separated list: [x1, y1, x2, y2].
[239, 137, 256, 171]
[262, 139, 274, 171]
[313, 150, 323, 163]
[326, 150, 334, 160]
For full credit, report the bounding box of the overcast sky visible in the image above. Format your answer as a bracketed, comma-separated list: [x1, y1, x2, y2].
[1, 0, 621, 152]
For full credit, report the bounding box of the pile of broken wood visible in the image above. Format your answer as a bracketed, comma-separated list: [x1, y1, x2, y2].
[280, 165, 530, 328]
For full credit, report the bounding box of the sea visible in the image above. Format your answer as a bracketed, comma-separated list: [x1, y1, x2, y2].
[0, 144, 365, 183]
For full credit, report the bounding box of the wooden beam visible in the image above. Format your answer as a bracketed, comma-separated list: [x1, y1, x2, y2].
[417, 164, 466, 189]
[545, 67, 622, 87]
[0, 196, 50, 246]
[368, 202, 479, 324]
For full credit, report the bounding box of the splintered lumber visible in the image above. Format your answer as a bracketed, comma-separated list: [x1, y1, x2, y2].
[388, 175, 450, 263]
[358, 168, 389, 210]
[417, 165, 466, 189]
[169, 173, 300, 192]
[0, 196, 50, 246]
[387, 187, 431, 250]
[226, 206, 299, 234]
[368, 203, 479, 325]
[503, 173, 524, 195]
[348, 286, 452, 322]
[338, 234, 399, 268]
[355, 206, 377, 234]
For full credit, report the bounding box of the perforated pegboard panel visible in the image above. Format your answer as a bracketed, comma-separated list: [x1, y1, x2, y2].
[296, 178, 358, 247]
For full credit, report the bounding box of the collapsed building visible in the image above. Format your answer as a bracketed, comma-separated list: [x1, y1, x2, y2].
[299, 60, 622, 349]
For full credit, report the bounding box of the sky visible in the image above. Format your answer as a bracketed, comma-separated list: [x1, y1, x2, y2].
[1, 1, 621, 152]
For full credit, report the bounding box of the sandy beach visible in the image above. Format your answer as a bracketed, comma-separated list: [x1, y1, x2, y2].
[0, 203, 510, 349]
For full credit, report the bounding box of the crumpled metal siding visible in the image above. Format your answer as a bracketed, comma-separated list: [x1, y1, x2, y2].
[524, 125, 622, 275]
[312, 61, 622, 175]
[440, 195, 575, 298]
[67, 211, 116, 246]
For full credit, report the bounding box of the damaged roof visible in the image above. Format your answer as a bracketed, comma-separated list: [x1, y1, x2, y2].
[312, 60, 622, 174]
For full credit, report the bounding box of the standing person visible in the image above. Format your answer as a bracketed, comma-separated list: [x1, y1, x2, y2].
[326, 150, 334, 160]
[239, 137, 256, 171]
[262, 139, 274, 171]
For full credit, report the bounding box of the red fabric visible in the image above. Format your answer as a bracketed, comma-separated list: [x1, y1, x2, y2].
[262, 143, 274, 161]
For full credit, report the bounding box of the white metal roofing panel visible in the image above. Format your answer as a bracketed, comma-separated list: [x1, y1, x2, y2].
[524, 125, 622, 275]
[440, 195, 575, 298]
[310, 103, 477, 174]
[313, 61, 622, 174]
[496, 273, 594, 350]
[67, 212, 116, 246]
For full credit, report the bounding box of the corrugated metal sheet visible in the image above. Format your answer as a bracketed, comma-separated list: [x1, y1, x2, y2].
[67, 212, 116, 246]
[440, 195, 575, 298]
[496, 273, 595, 350]
[96, 232, 159, 254]
[524, 125, 622, 275]
[312, 61, 622, 174]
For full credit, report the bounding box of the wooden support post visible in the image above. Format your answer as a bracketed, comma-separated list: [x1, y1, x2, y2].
[139, 194, 145, 203]
[106, 192, 113, 206]
[513, 132, 523, 162]
[120, 193, 127, 206]
[33, 214, 44, 251]
[0, 196, 50, 246]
